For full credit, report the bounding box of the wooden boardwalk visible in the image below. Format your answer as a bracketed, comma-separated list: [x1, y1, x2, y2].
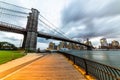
[2, 53, 86, 80]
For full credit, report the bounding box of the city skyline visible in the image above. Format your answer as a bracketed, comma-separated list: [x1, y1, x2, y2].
[47, 38, 120, 50]
[0, 0, 120, 50]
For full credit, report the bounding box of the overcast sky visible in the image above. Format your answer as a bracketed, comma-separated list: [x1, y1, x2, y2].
[0, 0, 120, 49]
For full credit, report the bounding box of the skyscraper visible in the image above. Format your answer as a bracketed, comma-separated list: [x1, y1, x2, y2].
[48, 42, 56, 50]
[100, 38, 108, 49]
[84, 38, 92, 46]
[111, 40, 119, 49]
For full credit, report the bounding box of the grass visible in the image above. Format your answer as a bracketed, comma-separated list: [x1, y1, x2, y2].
[0, 50, 26, 65]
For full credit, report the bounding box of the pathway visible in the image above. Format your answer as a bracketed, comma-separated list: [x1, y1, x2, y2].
[2, 53, 86, 80]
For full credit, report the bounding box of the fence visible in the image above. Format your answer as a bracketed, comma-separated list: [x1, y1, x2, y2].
[59, 51, 120, 80]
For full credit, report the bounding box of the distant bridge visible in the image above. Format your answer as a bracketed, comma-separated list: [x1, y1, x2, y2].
[0, 1, 93, 51]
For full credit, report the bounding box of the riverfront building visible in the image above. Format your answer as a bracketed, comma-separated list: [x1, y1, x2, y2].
[110, 40, 119, 49]
[47, 41, 88, 50]
[112, 40, 119, 47]
[100, 38, 120, 49]
[100, 38, 108, 49]
[84, 38, 92, 46]
[47, 42, 56, 50]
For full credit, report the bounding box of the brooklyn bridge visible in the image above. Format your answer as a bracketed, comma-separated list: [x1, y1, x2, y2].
[1, 1, 120, 80]
[0, 1, 92, 51]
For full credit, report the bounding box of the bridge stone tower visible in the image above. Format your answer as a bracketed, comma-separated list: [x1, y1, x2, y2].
[24, 8, 39, 52]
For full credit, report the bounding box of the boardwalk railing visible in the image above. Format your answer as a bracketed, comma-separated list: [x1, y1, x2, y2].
[59, 51, 120, 80]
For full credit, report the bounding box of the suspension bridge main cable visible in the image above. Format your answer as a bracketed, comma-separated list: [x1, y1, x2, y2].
[39, 19, 70, 39]
[39, 14, 72, 39]
[40, 16, 79, 42]
[38, 22, 57, 34]
[38, 19, 64, 36]
[0, 1, 30, 10]
[39, 14, 69, 36]
[0, 7, 29, 15]
[0, 12, 27, 18]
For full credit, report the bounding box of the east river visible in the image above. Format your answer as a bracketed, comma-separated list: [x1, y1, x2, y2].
[62, 50, 120, 68]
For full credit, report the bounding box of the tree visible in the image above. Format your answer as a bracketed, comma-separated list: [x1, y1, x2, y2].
[0, 42, 17, 50]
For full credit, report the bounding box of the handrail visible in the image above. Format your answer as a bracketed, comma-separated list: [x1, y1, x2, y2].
[59, 51, 120, 80]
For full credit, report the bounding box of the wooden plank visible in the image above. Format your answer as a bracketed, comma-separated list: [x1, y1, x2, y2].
[3, 53, 86, 80]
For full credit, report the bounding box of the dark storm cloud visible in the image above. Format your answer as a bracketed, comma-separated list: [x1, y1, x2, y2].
[61, 0, 120, 39]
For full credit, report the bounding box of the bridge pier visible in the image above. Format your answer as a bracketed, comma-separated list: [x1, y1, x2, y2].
[24, 8, 39, 52]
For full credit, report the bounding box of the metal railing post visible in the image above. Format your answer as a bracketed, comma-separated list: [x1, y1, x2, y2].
[58, 51, 120, 79]
[83, 59, 88, 75]
[73, 56, 76, 64]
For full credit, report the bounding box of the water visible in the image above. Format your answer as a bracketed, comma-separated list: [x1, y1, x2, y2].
[63, 50, 120, 68]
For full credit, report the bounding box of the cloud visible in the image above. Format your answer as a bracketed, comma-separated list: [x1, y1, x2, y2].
[61, 0, 120, 39]
[2, 36, 20, 41]
[0, 36, 22, 47]
[37, 38, 50, 43]
[37, 42, 48, 50]
[62, 0, 120, 24]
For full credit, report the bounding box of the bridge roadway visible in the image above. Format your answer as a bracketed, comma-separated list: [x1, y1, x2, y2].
[0, 21, 92, 49]
[0, 21, 26, 34]
[2, 53, 86, 80]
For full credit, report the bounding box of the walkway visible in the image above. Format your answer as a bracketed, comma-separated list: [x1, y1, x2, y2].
[2, 53, 86, 80]
[0, 53, 43, 79]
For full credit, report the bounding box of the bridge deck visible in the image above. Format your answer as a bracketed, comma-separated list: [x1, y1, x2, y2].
[3, 53, 86, 80]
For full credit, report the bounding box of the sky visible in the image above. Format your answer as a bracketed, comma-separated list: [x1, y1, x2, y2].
[0, 0, 120, 49]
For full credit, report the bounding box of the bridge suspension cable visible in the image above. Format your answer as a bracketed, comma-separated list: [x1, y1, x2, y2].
[0, 1, 30, 11]
[39, 14, 72, 40]
[0, 1, 76, 41]
[38, 19, 63, 36]
[39, 14, 68, 35]
[0, 1, 30, 28]
[0, 12, 27, 18]
[38, 19, 71, 40]
[38, 22, 57, 35]
[0, 7, 29, 15]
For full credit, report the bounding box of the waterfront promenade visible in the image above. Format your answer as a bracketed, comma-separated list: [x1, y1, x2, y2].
[0, 53, 86, 80]
[0, 53, 43, 79]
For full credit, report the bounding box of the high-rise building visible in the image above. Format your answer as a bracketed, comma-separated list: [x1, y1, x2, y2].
[67, 42, 73, 49]
[84, 38, 92, 46]
[59, 42, 64, 49]
[59, 41, 68, 49]
[100, 38, 108, 46]
[83, 38, 93, 49]
[100, 38, 108, 49]
[111, 40, 119, 49]
[112, 40, 119, 46]
[48, 42, 56, 50]
[64, 42, 67, 48]
[57, 44, 60, 50]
